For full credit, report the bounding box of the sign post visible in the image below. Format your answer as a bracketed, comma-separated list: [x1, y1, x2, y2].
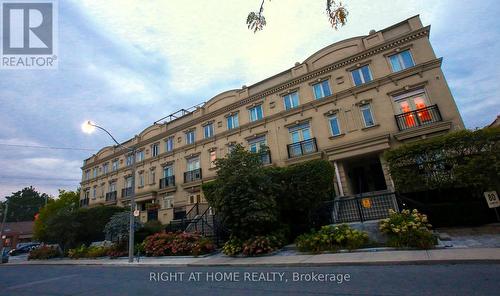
[484, 191, 500, 222]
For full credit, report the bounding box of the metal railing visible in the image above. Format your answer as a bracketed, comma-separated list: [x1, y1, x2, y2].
[184, 168, 202, 183]
[287, 138, 318, 158]
[394, 104, 442, 131]
[332, 191, 399, 223]
[121, 187, 132, 198]
[159, 176, 175, 189]
[105, 191, 117, 202]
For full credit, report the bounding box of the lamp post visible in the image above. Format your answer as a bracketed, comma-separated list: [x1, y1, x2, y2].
[82, 121, 137, 263]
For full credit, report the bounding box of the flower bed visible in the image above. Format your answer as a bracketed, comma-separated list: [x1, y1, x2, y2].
[28, 245, 62, 260]
[379, 209, 436, 249]
[143, 232, 215, 257]
[295, 224, 369, 253]
[222, 232, 286, 257]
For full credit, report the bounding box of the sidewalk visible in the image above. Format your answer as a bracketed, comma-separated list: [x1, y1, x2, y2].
[5, 247, 500, 267]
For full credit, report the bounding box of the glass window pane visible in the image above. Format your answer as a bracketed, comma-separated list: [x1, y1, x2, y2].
[302, 128, 311, 140]
[352, 70, 363, 86]
[390, 55, 402, 72]
[401, 50, 414, 68]
[322, 81, 331, 96]
[291, 131, 300, 143]
[362, 106, 374, 127]
[227, 117, 233, 129]
[313, 84, 322, 99]
[361, 66, 372, 83]
[329, 117, 340, 135]
[256, 106, 263, 119]
[284, 96, 291, 109]
[234, 114, 239, 127]
[292, 92, 299, 107]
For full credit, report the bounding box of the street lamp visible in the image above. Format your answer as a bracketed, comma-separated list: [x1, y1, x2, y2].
[82, 120, 137, 263]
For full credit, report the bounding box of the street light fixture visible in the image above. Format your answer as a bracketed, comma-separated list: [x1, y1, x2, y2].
[81, 120, 137, 263]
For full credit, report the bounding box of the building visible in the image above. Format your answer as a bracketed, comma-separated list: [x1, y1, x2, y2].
[0, 221, 35, 248]
[80, 16, 464, 225]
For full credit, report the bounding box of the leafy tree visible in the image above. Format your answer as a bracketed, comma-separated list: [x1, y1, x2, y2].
[247, 0, 349, 33]
[203, 145, 278, 239]
[266, 159, 336, 237]
[104, 212, 141, 243]
[2, 186, 51, 222]
[75, 206, 126, 245]
[33, 190, 79, 250]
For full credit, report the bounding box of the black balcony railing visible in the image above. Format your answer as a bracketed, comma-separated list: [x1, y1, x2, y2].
[159, 176, 175, 189]
[105, 191, 117, 202]
[121, 187, 132, 198]
[394, 104, 442, 131]
[287, 138, 318, 158]
[184, 168, 202, 183]
[79, 198, 89, 207]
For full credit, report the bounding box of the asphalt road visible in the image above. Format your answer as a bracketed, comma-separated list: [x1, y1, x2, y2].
[0, 263, 499, 296]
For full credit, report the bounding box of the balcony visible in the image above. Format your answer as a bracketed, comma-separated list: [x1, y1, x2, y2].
[394, 104, 442, 131]
[287, 138, 318, 158]
[159, 176, 175, 189]
[79, 198, 89, 207]
[184, 168, 202, 183]
[121, 187, 133, 198]
[105, 191, 117, 202]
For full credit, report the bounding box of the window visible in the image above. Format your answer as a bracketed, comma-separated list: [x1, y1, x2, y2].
[187, 157, 200, 171]
[328, 115, 341, 136]
[289, 123, 311, 143]
[163, 195, 174, 209]
[209, 150, 217, 168]
[283, 92, 300, 110]
[84, 170, 90, 180]
[228, 143, 236, 154]
[186, 130, 196, 145]
[165, 137, 174, 152]
[248, 136, 266, 153]
[136, 150, 144, 162]
[360, 104, 375, 127]
[163, 165, 173, 177]
[389, 50, 415, 72]
[204, 123, 214, 139]
[151, 143, 159, 157]
[313, 80, 332, 99]
[227, 113, 239, 130]
[394, 89, 434, 128]
[109, 182, 116, 192]
[112, 159, 119, 171]
[249, 105, 263, 122]
[138, 172, 144, 187]
[125, 176, 133, 188]
[92, 186, 97, 199]
[102, 163, 109, 174]
[126, 154, 134, 166]
[351, 65, 373, 86]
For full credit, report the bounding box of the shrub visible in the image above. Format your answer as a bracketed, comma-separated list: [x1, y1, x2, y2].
[28, 245, 61, 260]
[222, 236, 243, 256]
[242, 235, 284, 256]
[143, 232, 215, 257]
[379, 209, 436, 249]
[223, 232, 285, 257]
[295, 224, 369, 253]
[107, 242, 128, 259]
[68, 245, 88, 259]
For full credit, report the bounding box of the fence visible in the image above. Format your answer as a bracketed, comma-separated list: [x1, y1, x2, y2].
[331, 191, 399, 224]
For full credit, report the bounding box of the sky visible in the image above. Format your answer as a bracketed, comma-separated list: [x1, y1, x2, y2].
[0, 0, 499, 199]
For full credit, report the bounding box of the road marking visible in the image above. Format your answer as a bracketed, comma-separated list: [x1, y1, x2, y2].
[6, 274, 79, 290]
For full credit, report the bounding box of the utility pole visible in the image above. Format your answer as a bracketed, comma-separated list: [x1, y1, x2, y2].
[0, 202, 9, 253]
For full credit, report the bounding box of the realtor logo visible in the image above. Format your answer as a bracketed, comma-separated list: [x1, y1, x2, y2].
[1, 0, 58, 69]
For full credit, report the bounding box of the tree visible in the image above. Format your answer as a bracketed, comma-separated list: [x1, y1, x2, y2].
[33, 190, 79, 250]
[247, 0, 349, 33]
[2, 186, 51, 222]
[202, 145, 278, 239]
[75, 206, 126, 245]
[104, 212, 141, 243]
